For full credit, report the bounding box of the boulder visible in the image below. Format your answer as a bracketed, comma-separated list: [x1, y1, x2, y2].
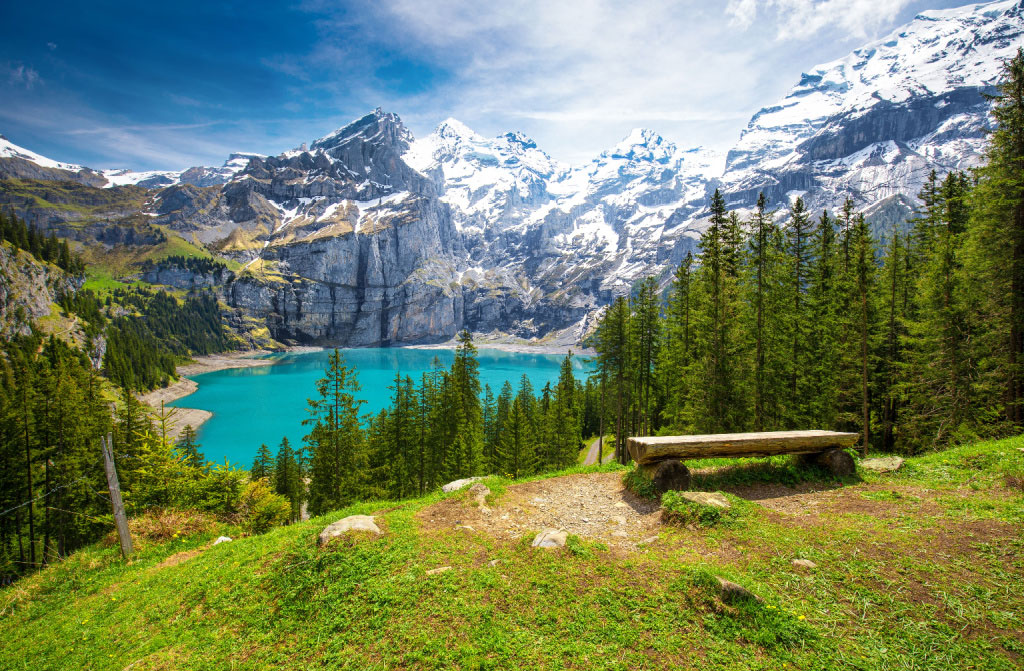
[212, 536, 232, 546]
[442, 477, 483, 493]
[860, 456, 905, 473]
[792, 559, 818, 569]
[532, 529, 567, 549]
[318, 514, 381, 546]
[716, 577, 762, 604]
[680, 492, 731, 510]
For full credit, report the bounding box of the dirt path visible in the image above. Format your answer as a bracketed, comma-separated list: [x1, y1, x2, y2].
[583, 437, 603, 466]
[419, 472, 662, 550]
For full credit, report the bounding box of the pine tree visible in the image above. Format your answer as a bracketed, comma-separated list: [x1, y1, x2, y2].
[304, 350, 366, 516]
[273, 437, 304, 522]
[176, 425, 205, 469]
[660, 252, 695, 429]
[594, 296, 631, 462]
[964, 48, 1024, 429]
[807, 210, 842, 428]
[251, 444, 274, 482]
[783, 196, 815, 428]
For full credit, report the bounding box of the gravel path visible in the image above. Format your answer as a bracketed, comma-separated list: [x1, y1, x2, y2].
[583, 437, 603, 466]
[419, 472, 662, 549]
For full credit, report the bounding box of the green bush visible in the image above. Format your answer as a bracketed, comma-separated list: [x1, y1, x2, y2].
[238, 479, 291, 534]
[622, 464, 659, 500]
[661, 490, 734, 527]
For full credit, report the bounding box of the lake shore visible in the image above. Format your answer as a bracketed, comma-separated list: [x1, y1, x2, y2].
[406, 336, 594, 357]
[137, 339, 589, 441]
[137, 348, 320, 439]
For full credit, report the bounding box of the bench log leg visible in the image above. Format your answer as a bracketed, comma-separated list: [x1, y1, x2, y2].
[640, 459, 691, 494]
[806, 448, 855, 476]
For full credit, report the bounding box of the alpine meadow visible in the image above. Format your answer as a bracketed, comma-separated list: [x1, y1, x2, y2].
[1, 2, 1023, 669]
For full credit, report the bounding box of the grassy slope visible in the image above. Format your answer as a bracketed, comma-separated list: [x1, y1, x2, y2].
[2, 438, 1023, 671]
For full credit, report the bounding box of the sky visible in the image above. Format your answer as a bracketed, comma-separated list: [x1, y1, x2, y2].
[0, 0, 975, 171]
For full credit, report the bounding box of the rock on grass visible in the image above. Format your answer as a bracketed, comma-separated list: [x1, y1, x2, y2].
[318, 515, 381, 546]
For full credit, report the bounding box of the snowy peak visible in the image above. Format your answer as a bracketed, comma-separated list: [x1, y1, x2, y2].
[311, 108, 412, 156]
[727, 0, 1024, 177]
[0, 134, 84, 172]
[605, 128, 676, 164]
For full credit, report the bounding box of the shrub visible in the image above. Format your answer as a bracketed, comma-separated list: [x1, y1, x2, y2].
[237, 479, 290, 534]
[622, 464, 659, 500]
[661, 490, 736, 527]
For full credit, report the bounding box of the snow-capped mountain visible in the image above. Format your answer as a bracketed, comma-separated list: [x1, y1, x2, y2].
[722, 0, 1023, 215]
[1, 0, 1021, 347]
[0, 134, 260, 189]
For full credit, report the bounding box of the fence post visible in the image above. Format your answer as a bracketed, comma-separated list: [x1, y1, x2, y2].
[101, 433, 133, 558]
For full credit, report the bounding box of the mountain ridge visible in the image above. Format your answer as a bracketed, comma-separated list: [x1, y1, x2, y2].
[1, 0, 1021, 347]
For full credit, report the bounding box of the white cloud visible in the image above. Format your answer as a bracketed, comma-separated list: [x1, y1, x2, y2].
[292, 0, 942, 163]
[726, 0, 916, 40]
[7, 64, 40, 90]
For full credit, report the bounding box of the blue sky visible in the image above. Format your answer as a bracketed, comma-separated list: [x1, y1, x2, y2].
[0, 0, 972, 170]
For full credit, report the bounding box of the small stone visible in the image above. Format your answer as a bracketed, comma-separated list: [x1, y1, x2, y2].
[614, 501, 629, 509]
[500, 514, 509, 520]
[426, 566, 452, 575]
[318, 515, 381, 546]
[680, 492, 731, 509]
[637, 535, 659, 546]
[212, 536, 232, 546]
[468, 483, 491, 499]
[612, 515, 627, 525]
[532, 497, 547, 504]
[860, 456, 905, 473]
[716, 577, 762, 604]
[611, 530, 628, 538]
[455, 525, 475, 532]
[442, 477, 483, 493]
[792, 559, 818, 569]
[488, 559, 500, 567]
[532, 528, 568, 549]
[582, 517, 590, 523]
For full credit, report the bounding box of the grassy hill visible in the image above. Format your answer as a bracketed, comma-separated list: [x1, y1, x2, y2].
[2, 437, 1022, 670]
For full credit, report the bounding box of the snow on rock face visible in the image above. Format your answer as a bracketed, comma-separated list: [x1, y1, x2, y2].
[4, 2, 1020, 347]
[0, 134, 83, 172]
[722, 0, 1023, 214]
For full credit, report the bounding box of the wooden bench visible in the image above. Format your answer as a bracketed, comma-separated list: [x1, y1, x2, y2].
[627, 430, 859, 493]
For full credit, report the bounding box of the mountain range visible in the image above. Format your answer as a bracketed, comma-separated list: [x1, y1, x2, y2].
[1, 0, 1021, 347]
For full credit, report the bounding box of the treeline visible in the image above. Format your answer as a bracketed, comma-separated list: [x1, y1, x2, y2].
[94, 288, 232, 391]
[0, 209, 85, 274]
[0, 334, 288, 581]
[296, 332, 586, 516]
[140, 255, 228, 276]
[591, 50, 1024, 457]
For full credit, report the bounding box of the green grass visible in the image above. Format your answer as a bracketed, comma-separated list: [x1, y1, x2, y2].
[2, 437, 1023, 670]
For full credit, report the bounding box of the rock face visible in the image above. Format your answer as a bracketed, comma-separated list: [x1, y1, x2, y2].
[317, 515, 382, 545]
[0, 245, 79, 338]
[4, 3, 1021, 346]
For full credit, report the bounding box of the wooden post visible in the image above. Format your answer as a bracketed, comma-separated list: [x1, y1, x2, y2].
[101, 433, 133, 559]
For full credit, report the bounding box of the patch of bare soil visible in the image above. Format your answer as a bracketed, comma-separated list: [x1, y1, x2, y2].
[418, 472, 661, 549]
[154, 549, 202, 569]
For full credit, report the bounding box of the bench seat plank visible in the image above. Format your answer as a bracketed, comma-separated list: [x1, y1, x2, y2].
[627, 430, 858, 465]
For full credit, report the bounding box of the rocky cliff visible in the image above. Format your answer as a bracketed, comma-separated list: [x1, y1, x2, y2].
[1, 1, 1021, 347]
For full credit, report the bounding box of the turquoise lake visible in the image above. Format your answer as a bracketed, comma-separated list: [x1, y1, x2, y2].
[173, 348, 591, 466]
